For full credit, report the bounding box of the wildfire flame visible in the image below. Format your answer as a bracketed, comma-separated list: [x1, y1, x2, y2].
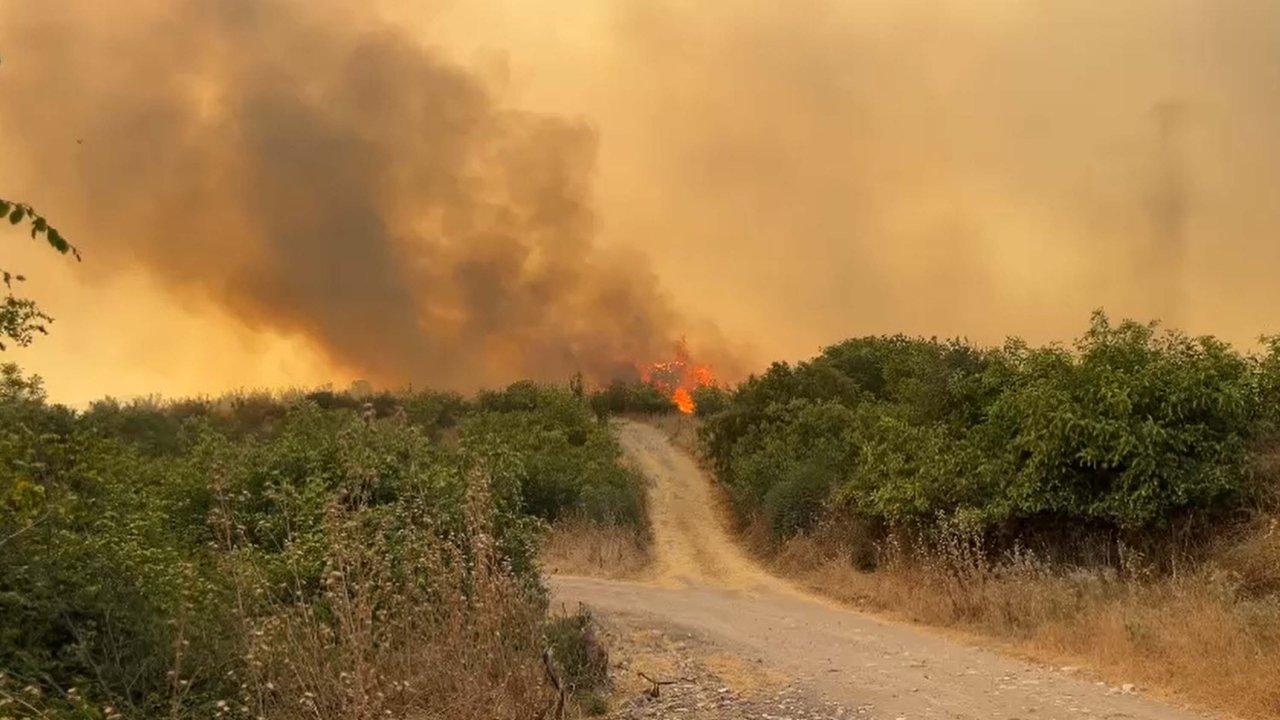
[641, 338, 715, 414]
[672, 387, 695, 414]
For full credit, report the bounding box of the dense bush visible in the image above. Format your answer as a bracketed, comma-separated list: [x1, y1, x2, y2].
[703, 313, 1279, 550]
[466, 382, 649, 527]
[0, 370, 633, 718]
[691, 385, 730, 417]
[588, 379, 676, 417]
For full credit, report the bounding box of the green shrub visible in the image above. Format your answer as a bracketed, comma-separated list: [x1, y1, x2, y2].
[976, 317, 1258, 529]
[588, 380, 675, 417]
[544, 607, 609, 698]
[0, 372, 638, 718]
[1259, 335, 1280, 435]
[762, 459, 836, 538]
[691, 385, 730, 417]
[465, 383, 647, 528]
[703, 313, 1276, 547]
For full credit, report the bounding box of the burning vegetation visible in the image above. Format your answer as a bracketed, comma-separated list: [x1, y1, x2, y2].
[584, 339, 725, 417]
[640, 339, 716, 414]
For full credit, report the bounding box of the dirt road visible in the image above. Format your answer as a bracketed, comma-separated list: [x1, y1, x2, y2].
[550, 420, 1219, 720]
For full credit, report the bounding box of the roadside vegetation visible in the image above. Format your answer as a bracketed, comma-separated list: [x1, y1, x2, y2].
[698, 312, 1280, 718]
[0, 373, 634, 718]
[588, 379, 677, 417]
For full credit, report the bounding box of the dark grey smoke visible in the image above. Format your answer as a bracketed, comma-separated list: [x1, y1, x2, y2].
[0, 0, 706, 388]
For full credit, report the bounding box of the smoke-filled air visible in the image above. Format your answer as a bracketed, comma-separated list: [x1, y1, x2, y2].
[7, 4, 1280, 720]
[3, 0, 1280, 401]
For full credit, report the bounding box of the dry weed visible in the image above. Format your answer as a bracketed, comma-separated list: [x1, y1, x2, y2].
[771, 516, 1280, 719]
[635, 414, 701, 460]
[542, 519, 651, 579]
[214, 474, 556, 720]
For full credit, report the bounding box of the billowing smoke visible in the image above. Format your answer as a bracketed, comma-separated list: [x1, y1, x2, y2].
[0, 0, 713, 389]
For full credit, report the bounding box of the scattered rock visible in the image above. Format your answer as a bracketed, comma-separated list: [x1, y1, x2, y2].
[601, 615, 856, 719]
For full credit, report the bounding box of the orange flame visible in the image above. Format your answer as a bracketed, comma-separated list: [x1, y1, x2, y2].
[672, 387, 695, 414]
[640, 338, 715, 414]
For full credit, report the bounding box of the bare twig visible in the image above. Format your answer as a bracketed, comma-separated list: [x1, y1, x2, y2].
[637, 671, 692, 699]
[542, 649, 566, 719]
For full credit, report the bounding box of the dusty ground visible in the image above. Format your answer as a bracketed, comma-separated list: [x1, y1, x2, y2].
[551, 420, 1225, 720]
[599, 610, 864, 719]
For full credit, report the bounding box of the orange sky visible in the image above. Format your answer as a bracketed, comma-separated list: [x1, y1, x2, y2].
[4, 0, 1280, 404]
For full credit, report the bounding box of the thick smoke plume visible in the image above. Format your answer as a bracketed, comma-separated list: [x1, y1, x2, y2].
[0, 0, 708, 389]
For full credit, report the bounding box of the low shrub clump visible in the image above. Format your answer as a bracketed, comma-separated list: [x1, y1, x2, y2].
[588, 380, 676, 417]
[0, 371, 623, 719]
[544, 606, 610, 713]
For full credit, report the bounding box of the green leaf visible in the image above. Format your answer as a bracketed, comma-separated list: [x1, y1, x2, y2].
[0, 201, 9, 215]
[9, 207, 24, 224]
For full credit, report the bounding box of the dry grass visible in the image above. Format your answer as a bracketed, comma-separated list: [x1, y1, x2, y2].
[216, 477, 560, 720]
[542, 519, 651, 579]
[632, 413, 702, 459]
[768, 517, 1280, 719]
